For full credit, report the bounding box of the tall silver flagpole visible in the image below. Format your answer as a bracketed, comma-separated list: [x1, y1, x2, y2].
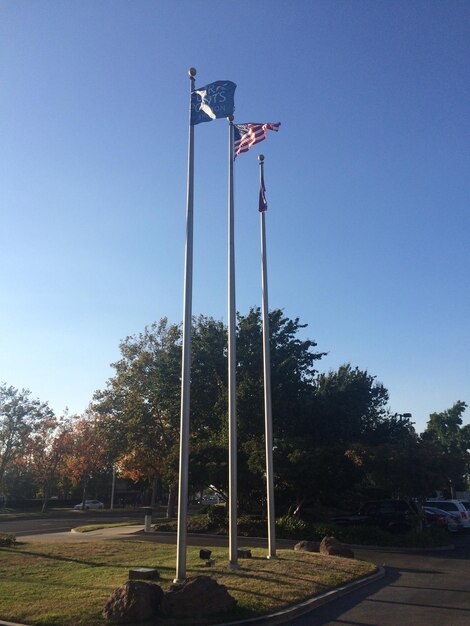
[259, 154, 277, 559]
[174, 67, 197, 584]
[227, 116, 239, 569]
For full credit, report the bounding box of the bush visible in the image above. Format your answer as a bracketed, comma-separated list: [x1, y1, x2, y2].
[275, 515, 311, 539]
[206, 505, 228, 528]
[309, 523, 451, 548]
[237, 515, 268, 537]
[0, 532, 16, 547]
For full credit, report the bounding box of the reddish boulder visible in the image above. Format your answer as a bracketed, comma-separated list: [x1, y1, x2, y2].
[320, 536, 355, 559]
[162, 575, 237, 618]
[103, 580, 163, 623]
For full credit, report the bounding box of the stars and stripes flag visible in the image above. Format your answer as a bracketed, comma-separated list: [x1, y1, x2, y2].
[233, 122, 281, 158]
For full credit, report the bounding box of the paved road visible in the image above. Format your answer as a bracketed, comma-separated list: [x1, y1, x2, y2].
[0, 511, 146, 536]
[290, 532, 470, 626]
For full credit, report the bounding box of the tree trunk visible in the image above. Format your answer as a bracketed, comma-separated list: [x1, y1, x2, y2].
[41, 477, 53, 513]
[41, 488, 49, 514]
[81, 482, 88, 510]
[166, 484, 176, 518]
[150, 475, 159, 506]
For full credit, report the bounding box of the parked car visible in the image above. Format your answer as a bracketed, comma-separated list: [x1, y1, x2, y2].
[332, 499, 422, 533]
[198, 495, 219, 505]
[424, 506, 462, 532]
[424, 500, 470, 528]
[74, 500, 104, 510]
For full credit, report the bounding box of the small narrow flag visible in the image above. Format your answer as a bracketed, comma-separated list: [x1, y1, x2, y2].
[191, 80, 236, 125]
[259, 168, 267, 212]
[233, 122, 280, 158]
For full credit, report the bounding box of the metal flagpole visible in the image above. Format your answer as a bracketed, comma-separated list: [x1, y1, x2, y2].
[227, 116, 239, 569]
[258, 154, 277, 559]
[174, 67, 197, 584]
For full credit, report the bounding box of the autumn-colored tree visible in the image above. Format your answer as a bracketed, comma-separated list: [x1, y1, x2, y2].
[63, 416, 108, 508]
[25, 414, 74, 512]
[92, 316, 227, 516]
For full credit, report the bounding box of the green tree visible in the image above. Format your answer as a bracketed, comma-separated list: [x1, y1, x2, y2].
[424, 401, 468, 451]
[0, 383, 54, 503]
[93, 318, 182, 512]
[313, 364, 390, 445]
[422, 401, 469, 493]
[234, 308, 325, 512]
[92, 316, 228, 514]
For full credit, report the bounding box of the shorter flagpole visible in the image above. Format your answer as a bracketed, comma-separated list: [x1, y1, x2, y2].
[227, 116, 239, 569]
[258, 154, 277, 559]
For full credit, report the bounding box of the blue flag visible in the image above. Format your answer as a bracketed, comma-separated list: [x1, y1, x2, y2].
[191, 80, 236, 125]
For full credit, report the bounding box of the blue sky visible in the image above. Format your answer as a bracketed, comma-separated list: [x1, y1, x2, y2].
[1, 0, 469, 433]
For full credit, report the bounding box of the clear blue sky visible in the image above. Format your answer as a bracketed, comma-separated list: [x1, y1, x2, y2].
[1, 0, 469, 433]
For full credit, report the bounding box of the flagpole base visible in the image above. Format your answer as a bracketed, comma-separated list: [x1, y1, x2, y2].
[266, 555, 279, 560]
[228, 561, 240, 570]
[172, 578, 186, 585]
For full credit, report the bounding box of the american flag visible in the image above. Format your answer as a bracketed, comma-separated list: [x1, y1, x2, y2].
[233, 122, 281, 158]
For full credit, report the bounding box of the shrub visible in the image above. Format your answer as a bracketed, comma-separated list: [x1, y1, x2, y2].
[275, 515, 311, 539]
[0, 532, 16, 547]
[237, 515, 268, 537]
[206, 505, 228, 528]
[310, 523, 451, 548]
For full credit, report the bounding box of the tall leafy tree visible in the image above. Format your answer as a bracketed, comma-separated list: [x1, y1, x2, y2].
[25, 414, 74, 512]
[313, 364, 390, 444]
[0, 383, 54, 503]
[422, 401, 469, 492]
[234, 308, 325, 511]
[63, 416, 108, 508]
[92, 316, 228, 514]
[93, 318, 182, 510]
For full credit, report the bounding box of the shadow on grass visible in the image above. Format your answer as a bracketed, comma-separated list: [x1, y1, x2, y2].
[5, 547, 112, 568]
[6, 545, 179, 575]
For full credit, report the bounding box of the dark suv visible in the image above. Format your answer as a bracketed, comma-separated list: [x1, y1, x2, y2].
[333, 500, 422, 533]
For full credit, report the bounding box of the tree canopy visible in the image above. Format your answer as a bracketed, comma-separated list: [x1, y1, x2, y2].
[4, 310, 469, 512]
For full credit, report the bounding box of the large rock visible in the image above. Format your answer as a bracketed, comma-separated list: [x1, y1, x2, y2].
[103, 580, 164, 623]
[320, 536, 354, 559]
[294, 540, 318, 552]
[162, 575, 237, 618]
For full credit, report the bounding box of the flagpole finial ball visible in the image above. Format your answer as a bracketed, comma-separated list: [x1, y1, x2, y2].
[188, 67, 197, 77]
[258, 154, 265, 163]
[227, 115, 234, 122]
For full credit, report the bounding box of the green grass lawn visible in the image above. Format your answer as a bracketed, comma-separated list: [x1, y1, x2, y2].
[0, 540, 376, 626]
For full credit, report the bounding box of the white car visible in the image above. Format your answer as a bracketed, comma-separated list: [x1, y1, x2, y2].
[74, 500, 104, 510]
[425, 500, 470, 528]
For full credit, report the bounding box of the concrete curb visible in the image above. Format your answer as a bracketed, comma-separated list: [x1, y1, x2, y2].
[48, 527, 457, 553]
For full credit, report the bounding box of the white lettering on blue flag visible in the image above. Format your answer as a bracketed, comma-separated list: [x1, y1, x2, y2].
[191, 80, 236, 125]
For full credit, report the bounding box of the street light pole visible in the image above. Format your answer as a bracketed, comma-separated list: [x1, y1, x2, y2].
[110, 465, 116, 510]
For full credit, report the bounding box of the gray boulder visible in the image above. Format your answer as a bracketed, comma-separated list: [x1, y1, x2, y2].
[162, 575, 237, 618]
[103, 580, 164, 623]
[294, 540, 318, 552]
